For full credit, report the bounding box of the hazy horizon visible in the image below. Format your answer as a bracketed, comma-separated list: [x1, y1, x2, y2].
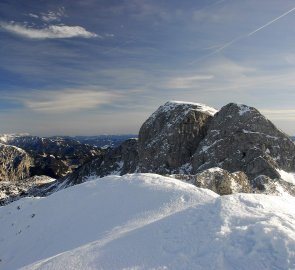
[1, 0, 295, 136]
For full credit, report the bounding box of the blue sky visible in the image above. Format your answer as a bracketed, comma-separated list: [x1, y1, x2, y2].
[1, 0, 295, 136]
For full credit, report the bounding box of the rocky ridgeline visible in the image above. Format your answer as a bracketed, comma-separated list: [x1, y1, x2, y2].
[1, 101, 295, 203]
[61, 101, 295, 197]
[0, 135, 104, 178]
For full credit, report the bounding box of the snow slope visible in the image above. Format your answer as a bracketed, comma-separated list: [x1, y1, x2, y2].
[1, 174, 295, 270]
[277, 169, 295, 185]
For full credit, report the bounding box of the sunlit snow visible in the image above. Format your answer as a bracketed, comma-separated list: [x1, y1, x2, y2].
[0, 174, 295, 270]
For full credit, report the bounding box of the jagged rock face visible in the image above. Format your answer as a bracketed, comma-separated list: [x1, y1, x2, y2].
[30, 155, 69, 178]
[172, 167, 251, 195]
[138, 101, 217, 174]
[87, 138, 138, 178]
[61, 138, 138, 186]
[192, 103, 295, 180]
[0, 144, 32, 182]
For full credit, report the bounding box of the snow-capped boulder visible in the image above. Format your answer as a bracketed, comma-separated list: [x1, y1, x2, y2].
[0, 144, 32, 182]
[194, 168, 251, 195]
[138, 101, 217, 174]
[192, 103, 295, 180]
[172, 167, 251, 195]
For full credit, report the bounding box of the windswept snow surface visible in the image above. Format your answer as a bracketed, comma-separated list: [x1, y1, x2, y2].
[168, 101, 218, 116]
[0, 174, 295, 270]
[277, 169, 295, 185]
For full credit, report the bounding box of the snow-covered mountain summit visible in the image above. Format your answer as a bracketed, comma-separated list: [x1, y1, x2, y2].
[1, 174, 295, 270]
[138, 101, 217, 173]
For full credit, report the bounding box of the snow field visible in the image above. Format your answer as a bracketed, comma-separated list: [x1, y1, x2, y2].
[0, 173, 295, 269]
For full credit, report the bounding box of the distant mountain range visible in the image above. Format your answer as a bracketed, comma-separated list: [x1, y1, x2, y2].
[71, 134, 137, 148]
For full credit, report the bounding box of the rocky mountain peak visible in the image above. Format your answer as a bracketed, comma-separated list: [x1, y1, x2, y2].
[138, 101, 217, 174]
[53, 100, 295, 197]
[144, 101, 217, 126]
[3, 100, 295, 203]
[211, 103, 279, 134]
[193, 102, 295, 180]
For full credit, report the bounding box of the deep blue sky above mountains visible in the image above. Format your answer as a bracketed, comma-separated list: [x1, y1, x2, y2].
[1, 0, 295, 135]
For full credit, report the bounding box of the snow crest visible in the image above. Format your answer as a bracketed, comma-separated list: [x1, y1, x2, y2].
[168, 101, 218, 116]
[146, 101, 217, 126]
[1, 174, 295, 270]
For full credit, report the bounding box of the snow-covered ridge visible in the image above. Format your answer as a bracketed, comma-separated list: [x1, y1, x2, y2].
[147, 101, 217, 122]
[1, 174, 295, 270]
[167, 100, 218, 116]
[277, 169, 295, 185]
[144, 100, 217, 128]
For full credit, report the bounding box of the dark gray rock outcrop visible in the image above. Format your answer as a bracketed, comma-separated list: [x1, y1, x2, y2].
[0, 144, 32, 182]
[192, 103, 295, 180]
[58, 138, 138, 187]
[138, 101, 217, 174]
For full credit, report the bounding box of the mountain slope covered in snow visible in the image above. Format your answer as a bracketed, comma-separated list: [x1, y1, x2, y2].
[1, 174, 295, 270]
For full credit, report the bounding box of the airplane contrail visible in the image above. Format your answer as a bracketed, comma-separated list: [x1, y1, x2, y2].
[248, 6, 295, 36]
[189, 6, 295, 65]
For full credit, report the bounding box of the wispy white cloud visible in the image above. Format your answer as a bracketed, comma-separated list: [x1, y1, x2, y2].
[0, 22, 98, 39]
[192, 0, 231, 23]
[41, 8, 65, 22]
[164, 74, 214, 89]
[14, 89, 120, 113]
[28, 13, 39, 19]
[162, 57, 295, 100]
